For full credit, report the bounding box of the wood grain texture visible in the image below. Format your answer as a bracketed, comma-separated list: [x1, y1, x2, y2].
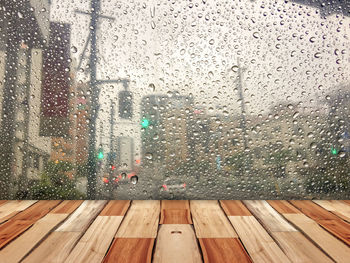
[56, 200, 107, 232]
[50, 200, 83, 214]
[103, 238, 155, 263]
[267, 200, 301, 214]
[243, 200, 296, 232]
[99, 200, 130, 216]
[317, 218, 350, 246]
[0, 200, 60, 249]
[199, 238, 252, 263]
[228, 216, 291, 263]
[314, 200, 350, 223]
[0, 201, 7, 207]
[290, 200, 350, 246]
[289, 200, 338, 220]
[190, 201, 237, 238]
[64, 216, 123, 263]
[0, 213, 68, 263]
[220, 200, 252, 216]
[160, 200, 192, 224]
[271, 231, 333, 263]
[153, 224, 202, 263]
[0, 200, 37, 223]
[283, 213, 350, 263]
[116, 200, 160, 238]
[22, 232, 81, 263]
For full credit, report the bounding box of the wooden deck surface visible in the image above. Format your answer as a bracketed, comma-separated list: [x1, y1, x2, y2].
[0, 200, 349, 263]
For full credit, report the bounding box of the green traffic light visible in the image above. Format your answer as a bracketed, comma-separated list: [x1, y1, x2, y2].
[98, 149, 104, 159]
[141, 118, 150, 128]
[331, 147, 338, 155]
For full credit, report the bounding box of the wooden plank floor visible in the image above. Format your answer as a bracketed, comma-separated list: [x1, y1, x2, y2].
[0, 200, 349, 263]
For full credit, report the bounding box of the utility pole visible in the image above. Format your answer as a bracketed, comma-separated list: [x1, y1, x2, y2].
[237, 60, 248, 150]
[85, 0, 100, 199]
[76, 0, 129, 198]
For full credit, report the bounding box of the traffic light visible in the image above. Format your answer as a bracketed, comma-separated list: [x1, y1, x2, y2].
[141, 118, 150, 128]
[331, 146, 338, 155]
[98, 148, 104, 159]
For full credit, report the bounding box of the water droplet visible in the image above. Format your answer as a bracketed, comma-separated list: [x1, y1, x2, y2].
[151, 21, 156, 29]
[131, 176, 138, 184]
[148, 83, 155, 92]
[145, 152, 153, 160]
[209, 39, 215, 45]
[309, 37, 315, 43]
[71, 46, 77, 53]
[293, 112, 299, 118]
[253, 32, 259, 39]
[18, 11, 24, 18]
[231, 65, 239, 72]
[314, 52, 321, 58]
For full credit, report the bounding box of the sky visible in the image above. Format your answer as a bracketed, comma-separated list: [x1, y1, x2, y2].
[49, 0, 350, 152]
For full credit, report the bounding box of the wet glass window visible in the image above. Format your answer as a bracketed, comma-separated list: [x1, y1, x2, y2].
[0, 0, 349, 199]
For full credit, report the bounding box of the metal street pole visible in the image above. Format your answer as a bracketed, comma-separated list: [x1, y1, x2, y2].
[108, 100, 115, 198]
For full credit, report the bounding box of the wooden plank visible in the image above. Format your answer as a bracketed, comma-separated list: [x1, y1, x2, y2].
[0, 213, 68, 263]
[0, 200, 60, 249]
[64, 216, 124, 263]
[317, 218, 350, 246]
[103, 238, 155, 263]
[153, 224, 202, 263]
[0, 200, 37, 223]
[283, 213, 350, 263]
[220, 200, 252, 216]
[199, 238, 252, 263]
[271, 231, 333, 263]
[22, 232, 81, 263]
[13, 200, 61, 221]
[290, 200, 350, 246]
[116, 200, 160, 238]
[242, 201, 332, 262]
[56, 200, 107, 232]
[228, 216, 291, 263]
[22, 201, 107, 263]
[50, 200, 83, 214]
[0, 200, 85, 263]
[160, 200, 192, 224]
[99, 200, 130, 216]
[0, 212, 19, 224]
[190, 201, 237, 238]
[0, 200, 7, 207]
[243, 200, 296, 232]
[267, 200, 301, 214]
[289, 200, 338, 220]
[314, 200, 350, 223]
